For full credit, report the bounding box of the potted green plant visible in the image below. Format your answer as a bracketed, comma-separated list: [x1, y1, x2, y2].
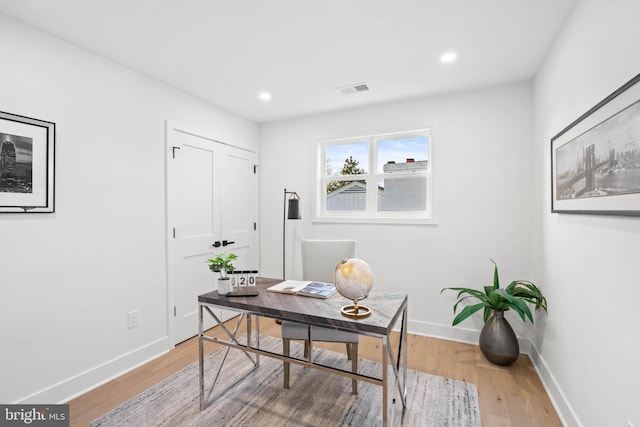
[208, 253, 238, 294]
[441, 259, 547, 366]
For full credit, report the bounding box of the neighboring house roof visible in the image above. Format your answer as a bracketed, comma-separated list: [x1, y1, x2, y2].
[327, 181, 366, 198]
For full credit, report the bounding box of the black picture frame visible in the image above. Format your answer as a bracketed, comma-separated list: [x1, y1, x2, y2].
[0, 111, 55, 213]
[551, 73, 640, 216]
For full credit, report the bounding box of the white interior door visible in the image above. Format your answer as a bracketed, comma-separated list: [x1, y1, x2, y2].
[167, 123, 257, 345]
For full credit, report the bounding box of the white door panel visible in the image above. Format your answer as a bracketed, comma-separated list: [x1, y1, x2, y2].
[173, 132, 220, 342]
[217, 146, 257, 321]
[220, 150, 255, 270]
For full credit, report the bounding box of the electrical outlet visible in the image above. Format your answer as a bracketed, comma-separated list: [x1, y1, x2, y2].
[127, 311, 139, 329]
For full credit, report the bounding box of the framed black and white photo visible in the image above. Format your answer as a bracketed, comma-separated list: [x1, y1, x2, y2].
[551, 73, 640, 216]
[0, 111, 55, 213]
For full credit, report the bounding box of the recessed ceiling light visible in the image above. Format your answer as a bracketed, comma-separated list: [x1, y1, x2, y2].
[258, 92, 271, 102]
[440, 51, 457, 64]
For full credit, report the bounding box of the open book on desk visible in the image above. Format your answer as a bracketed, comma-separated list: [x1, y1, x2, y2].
[266, 280, 337, 299]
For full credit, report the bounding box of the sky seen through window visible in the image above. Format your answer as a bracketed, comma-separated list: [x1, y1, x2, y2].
[326, 136, 428, 176]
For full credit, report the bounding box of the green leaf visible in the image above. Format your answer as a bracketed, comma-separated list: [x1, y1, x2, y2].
[442, 287, 491, 304]
[490, 258, 499, 289]
[506, 280, 548, 312]
[499, 290, 534, 323]
[453, 295, 480, 314]
[483, 306, 493, 323]
[452, 302, 486, 326]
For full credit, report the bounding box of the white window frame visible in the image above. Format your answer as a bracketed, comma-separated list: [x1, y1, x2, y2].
[314, 129, 434, 225]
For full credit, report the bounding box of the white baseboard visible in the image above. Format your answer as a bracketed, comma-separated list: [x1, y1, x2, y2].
[527, 342, 582, 427]
[407, 319, 531, 351]
[408, 318, 478, 343]
[407, 319, 578, 427]
[16, 336, 172, 404]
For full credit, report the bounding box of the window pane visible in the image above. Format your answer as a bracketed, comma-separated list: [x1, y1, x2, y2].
[377, 136, 428, 173]
[378, 176, 427, 211]
[326, 179, 367, 211]
[326, 142, 369, 176]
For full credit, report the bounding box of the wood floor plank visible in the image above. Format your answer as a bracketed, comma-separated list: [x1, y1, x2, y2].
[67, 318, 562, 426]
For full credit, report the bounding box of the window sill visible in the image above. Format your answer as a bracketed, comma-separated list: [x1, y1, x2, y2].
[312, 215, 438, 225]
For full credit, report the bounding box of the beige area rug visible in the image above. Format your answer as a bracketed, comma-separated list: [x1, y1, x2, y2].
[90, 336, 480, 426]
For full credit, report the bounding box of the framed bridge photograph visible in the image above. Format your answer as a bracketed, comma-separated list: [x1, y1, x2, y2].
[0, 111, 55, 213]
[551, 73, 640, 216]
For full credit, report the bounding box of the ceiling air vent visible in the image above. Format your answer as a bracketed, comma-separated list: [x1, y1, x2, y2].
[338, 82, 370, 95]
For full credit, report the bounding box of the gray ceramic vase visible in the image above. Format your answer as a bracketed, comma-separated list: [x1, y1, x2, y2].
[479, 309, 519, 366]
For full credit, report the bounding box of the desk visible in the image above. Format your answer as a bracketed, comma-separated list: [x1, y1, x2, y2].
[198, 278, 408, 426]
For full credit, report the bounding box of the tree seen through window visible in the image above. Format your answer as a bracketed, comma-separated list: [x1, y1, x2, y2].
[326, 155, 365, 193]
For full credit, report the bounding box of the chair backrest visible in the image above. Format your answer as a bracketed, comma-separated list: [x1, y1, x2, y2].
[301, 239, 356, 283]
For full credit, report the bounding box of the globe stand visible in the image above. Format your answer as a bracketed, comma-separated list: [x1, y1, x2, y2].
[341, 300, 371, 319]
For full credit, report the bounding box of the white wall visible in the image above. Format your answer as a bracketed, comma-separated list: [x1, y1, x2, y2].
[533, 1, 640, 426]
[0, 15, 257, 403]
[259, 82, 535, 343]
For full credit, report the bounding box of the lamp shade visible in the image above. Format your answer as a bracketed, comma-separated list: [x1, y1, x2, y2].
[287, 198, 301, 220]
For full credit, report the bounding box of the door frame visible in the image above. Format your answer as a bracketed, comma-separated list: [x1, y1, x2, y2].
[165, 121, 259, 346]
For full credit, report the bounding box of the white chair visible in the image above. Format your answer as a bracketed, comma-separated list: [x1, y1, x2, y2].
[281, 239, 359, 394]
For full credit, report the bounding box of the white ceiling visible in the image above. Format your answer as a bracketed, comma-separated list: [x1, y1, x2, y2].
[0, 0, 577, 123]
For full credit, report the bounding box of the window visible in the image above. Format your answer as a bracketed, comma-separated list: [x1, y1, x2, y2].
[316, 129, 432, 223]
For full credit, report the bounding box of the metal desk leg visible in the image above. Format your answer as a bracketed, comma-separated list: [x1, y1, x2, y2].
[381, 304, 409, 425]
[402, 305, 408, 405]
[246, 314, 260, 367]
[388, 305, 408, 409]
[247, 314, 252, 350]
[198, 303, 205, 410]
[256, 315, 260, 366]
[382, 335, 389, 427]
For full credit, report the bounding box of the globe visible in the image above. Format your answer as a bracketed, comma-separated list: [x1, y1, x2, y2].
[333, 258, 374, 318]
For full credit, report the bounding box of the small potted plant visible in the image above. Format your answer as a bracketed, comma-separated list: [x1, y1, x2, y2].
[441, 259, 547, 366]
[208, 253, 238, 295]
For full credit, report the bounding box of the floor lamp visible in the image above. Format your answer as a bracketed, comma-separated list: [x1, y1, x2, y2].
[283, 189, 301, 279]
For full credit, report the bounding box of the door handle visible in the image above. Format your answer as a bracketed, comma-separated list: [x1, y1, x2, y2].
[222, 240, 235, 246]
[212, 241, 222, 248]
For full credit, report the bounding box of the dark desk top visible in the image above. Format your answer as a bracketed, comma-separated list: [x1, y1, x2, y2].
[198, 278, 407, 336]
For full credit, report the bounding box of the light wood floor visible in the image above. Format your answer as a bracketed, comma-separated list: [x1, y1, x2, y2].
[68, 319, 562, 426]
